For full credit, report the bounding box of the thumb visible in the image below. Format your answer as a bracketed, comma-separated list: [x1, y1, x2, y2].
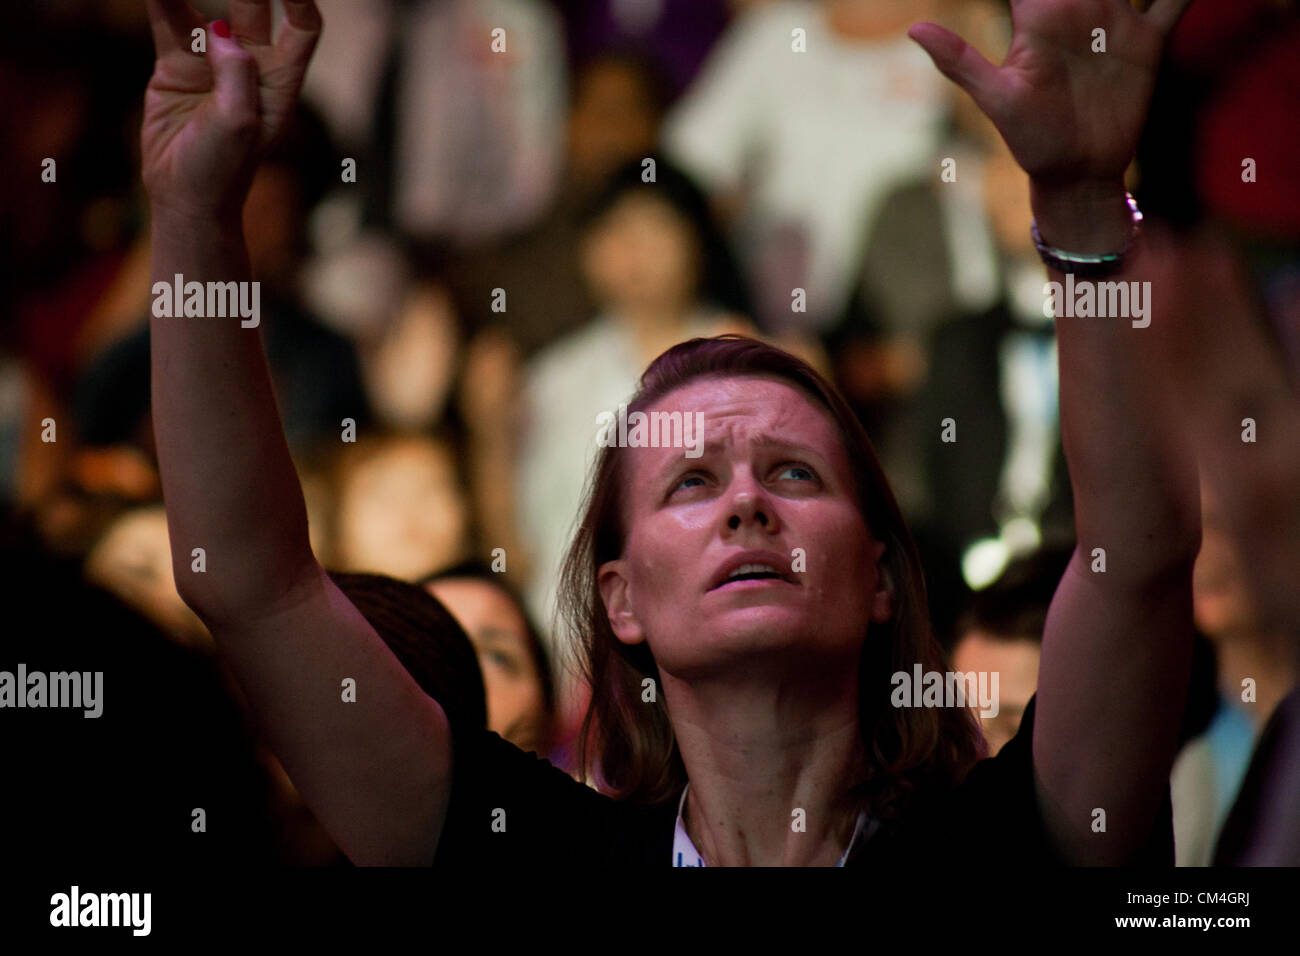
[206, 20, 260, 135]
[907, 22, 1000, 117]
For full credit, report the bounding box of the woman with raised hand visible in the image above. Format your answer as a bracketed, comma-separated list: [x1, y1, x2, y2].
[143, 0, 1197, 866]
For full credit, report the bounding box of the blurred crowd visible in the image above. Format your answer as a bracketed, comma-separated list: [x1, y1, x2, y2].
[2, 0, 1298, 866]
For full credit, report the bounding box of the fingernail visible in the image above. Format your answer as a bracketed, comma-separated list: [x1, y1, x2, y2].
[212, 20, 231, 39]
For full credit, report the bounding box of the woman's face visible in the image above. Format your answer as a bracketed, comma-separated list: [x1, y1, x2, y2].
[425, 577, 549, 754]
[598, 376, 893, 681]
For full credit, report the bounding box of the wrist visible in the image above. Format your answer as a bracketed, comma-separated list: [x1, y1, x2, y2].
[1029, 178, 1132, 255]
[149, 199, 245, 245]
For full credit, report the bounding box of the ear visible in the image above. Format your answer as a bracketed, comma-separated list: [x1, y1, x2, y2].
[598, 558, 645, 645]
[868, 540, 893, 623]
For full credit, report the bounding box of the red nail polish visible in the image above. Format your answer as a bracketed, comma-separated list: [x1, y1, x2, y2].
[212, 20, 231, 39]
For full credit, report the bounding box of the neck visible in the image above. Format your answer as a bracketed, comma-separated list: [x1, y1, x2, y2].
[664, 656, 866, 866]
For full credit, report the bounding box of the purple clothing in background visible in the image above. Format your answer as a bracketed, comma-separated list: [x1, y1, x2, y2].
[559, 0, 733, 97]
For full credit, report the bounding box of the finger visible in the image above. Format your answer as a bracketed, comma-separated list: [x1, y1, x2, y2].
[207, 22, 260, 134]
[907, 22, 1002, 117]
[229, 0, 273, 46]
[146, 0, 205, 56]
[273, 0, 323, 76]
[1144, 0, 1195, 34]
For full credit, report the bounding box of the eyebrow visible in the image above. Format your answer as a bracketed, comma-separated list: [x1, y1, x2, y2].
[649, 432, 824, 484]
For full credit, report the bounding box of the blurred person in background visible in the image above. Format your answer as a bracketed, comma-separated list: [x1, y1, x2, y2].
[1167, 481, 1282, 864]
[949, 546, 1070, 755]
[298, 262, 527, 591]
[1143, 230, 1300, 865]
[1194, 486, 1298, 733]
[74, 104, 373, 461]
[825, 0, 1015, 433]
[830, 109, 1073, 634]
[0, 18, 154, 519]
[447, 52, 672, 358]
[355, 280, 462, 434]
[326, 430, 472, 584]
[909, 140, 1075, 633]
[662, 0, 949, 333]
[1148, 234, 1300, 866]
[84, 502, 212, 651]
[559, 0, 733, 99]
[302, 0, 567, 248]
[0, 354, 68, 514]
[1129, 0, 1300, 864]
[424, 561, 559, 761]
[0, 22, 152, 399]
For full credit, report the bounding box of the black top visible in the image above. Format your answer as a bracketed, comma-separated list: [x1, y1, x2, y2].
[432, 694, 1175, 867]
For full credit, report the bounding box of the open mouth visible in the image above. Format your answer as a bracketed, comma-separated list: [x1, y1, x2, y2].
[709, 563, 794, 591]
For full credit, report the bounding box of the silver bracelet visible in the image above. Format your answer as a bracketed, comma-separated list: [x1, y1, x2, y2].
[1031, 192, 1142, 277]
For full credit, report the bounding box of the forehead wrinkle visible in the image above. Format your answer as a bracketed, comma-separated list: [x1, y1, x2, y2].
[697, 430, 813, 460]
[633, 378, 843, 488]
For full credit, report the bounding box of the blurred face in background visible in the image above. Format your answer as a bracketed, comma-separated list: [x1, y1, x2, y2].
[1194, 487, 1260, 640]
[425, 577, 549, 753]
[335, 437, 468, 583]
[580, 192, 700, 317]
[952, 630, 1040, 753]
[85, 506, 209, 649]
[364, 283, 460, 432]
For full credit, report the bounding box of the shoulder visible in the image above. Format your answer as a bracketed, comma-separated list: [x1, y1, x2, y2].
[853, 694, 1158, 868]
[433, 724, 675, 867]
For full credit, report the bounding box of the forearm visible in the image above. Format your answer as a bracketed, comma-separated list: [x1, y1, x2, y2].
[150, 208, 315, 622]
[1031, 181, 1200, 862]
[1035, 180, 1201, 579]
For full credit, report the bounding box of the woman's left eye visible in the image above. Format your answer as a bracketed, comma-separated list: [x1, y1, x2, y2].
[776, 465, 815, 482]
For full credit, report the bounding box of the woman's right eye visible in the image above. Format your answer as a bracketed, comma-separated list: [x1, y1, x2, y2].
[670, 472, 709, 496]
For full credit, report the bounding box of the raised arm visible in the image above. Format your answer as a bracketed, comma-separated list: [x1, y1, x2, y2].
[143, 0, 451, 865]
[910, 0, 1200, 863]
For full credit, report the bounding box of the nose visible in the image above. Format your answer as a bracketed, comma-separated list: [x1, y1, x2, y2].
[723, 476, 778, 534]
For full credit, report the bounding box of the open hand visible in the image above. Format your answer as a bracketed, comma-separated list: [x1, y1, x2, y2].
[909, 0, 1192, 189]
[142, 0, 322, 219]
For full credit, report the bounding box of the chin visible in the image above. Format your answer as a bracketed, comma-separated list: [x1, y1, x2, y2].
[699, 605, 823, 652]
